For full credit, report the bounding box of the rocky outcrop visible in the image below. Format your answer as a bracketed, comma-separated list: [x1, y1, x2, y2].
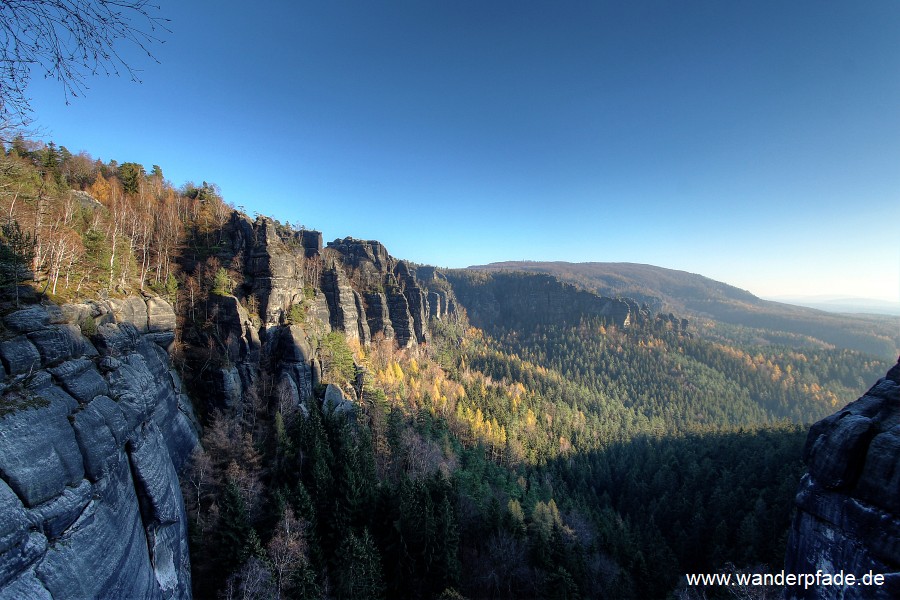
[178, 219, 462, 439]
[222, 214, 326, 331]
[395, 262, 429, 344]
[413, 266, 457, 322]
[323, 384, 354, 417]
[324, 238, 390, 288]
[784, 359, 900, 599]
[239, 215, 306, 328]
[300, 230, 323, 257]
[274, 326, 317, 412]
[199, 294, 261, 413]
[321, 261, 369, 344]
[428, 290, 451, 320]
[654, 312, 691, 335]
[387, 287, 416, 348]
[364, 292, 395, 341]
[322, 238, 445, 347]
[0, 297, 198, 599]
[211, 217, 459, 355]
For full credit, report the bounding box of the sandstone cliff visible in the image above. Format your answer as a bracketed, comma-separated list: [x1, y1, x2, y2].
[0, 298, 198, 599]
[785, 358, 900, 599]
[188, 216, 459, 412]
[220, 214, 451, 343]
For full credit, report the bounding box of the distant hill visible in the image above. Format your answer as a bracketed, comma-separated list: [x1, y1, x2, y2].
[469, 261, 900, 360]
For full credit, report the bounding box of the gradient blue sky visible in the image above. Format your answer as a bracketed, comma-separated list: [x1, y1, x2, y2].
[23, 1, 900, 301]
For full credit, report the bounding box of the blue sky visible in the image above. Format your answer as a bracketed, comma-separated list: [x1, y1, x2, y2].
[24, 1, 900, 301]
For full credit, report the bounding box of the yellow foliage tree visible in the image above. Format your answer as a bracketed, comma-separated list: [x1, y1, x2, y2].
[89, 172, 111, 205]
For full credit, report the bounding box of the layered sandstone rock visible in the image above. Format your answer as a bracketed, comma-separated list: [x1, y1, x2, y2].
[0, 298, 198, 600]
[784, 359, 900, 599]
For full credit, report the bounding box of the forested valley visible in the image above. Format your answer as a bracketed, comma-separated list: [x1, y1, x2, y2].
[0, 139, 892, 599]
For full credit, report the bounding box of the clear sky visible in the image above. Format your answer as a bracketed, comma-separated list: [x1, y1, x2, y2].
[23, 1, 900, 302]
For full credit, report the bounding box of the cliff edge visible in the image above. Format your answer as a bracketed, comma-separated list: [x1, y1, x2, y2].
[0, 298, 198, 599]
[785, 358, 900, 599]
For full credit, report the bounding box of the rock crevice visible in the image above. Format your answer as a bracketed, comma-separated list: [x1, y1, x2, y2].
[0, 297, 197, 600]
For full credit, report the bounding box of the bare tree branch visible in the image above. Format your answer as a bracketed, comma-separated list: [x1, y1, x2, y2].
[0, 0, 168, 127]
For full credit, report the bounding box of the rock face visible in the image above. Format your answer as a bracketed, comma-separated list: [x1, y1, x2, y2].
[321, 261, 369, 344]
[320, 238, 439, 347]
[784, 359, 900, 599]
[188, 219, 465, 429]
[218, 217, 458, 350]
[0, 298, 198, 600]
[364, 292, 395, 341]
[274, 326, 317, 412]
[231, 214, 307, 329]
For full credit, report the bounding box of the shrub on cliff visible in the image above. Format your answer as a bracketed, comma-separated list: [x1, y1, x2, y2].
[212, 268, 234, 296]
[319, 332, 356, 384]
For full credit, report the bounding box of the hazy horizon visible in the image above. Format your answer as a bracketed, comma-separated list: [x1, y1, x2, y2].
[20, 1, 900, 303]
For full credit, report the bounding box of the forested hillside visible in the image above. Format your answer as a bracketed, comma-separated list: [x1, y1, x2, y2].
[470, 262, 900, 361]
[0, 139, 892, 599]
[0, 136, 232, 304]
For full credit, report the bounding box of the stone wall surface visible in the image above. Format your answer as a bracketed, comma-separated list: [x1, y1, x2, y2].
[784, 359, 900, 599]
[0, 297, 198, 600]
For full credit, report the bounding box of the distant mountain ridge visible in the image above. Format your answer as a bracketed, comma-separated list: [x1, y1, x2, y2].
[468, 261, 757, 311]
[468, 261, 900, 360]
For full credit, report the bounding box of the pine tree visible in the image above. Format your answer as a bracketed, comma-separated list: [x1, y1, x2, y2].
[433, 492, 461, 593]
[335, 529, 385, 600]
[215, 480, 259, 577]
[0, 219, 35, 306]
[118, 162, 145, 195]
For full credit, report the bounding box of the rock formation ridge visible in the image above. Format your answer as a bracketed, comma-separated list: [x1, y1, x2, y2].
[192, 216, 464, 417]
[785, 358, 900, 599]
